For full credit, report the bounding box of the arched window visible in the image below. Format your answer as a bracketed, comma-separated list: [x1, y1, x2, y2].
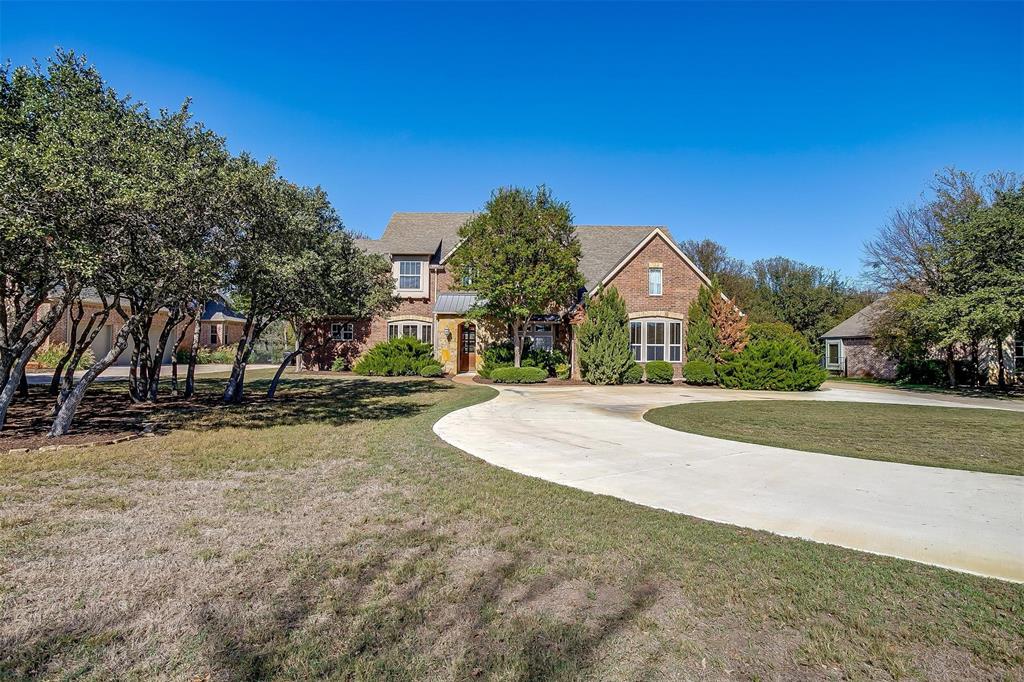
[628, 318, 683, 362]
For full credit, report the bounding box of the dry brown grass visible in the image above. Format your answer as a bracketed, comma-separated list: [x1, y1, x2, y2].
[1, 371, 1022, 681]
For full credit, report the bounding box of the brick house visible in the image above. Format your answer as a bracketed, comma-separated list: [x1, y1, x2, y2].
[36, 291, 244, 367]
[821, 297, 1023, 383]
[307, 212, 717, 377]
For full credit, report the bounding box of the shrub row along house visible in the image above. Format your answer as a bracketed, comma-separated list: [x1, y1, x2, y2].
[305, 212, 718, 377]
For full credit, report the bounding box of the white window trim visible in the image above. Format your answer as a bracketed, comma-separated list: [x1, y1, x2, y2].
[630, 318, 683, 363]
[525, 322, 557, 352]
[331, 321, 354, 341]
[396, 260, 423, 291]
[825, 340, 844, 369]
[388, 320, 433, 345]
[648, 267, 663, 297]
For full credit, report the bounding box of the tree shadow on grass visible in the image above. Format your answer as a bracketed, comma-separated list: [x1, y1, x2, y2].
[155, 376, 453, 432]
[1, 376, 453, 448]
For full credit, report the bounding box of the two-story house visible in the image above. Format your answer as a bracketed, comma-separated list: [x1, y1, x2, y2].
[307, 212, 717, 376]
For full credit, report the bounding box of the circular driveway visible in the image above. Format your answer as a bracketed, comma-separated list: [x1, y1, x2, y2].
[435, 381, 1024, 582]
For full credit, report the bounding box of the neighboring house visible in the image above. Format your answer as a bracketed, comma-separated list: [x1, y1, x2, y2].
[306, 212, 717, 376]
[820, 298, 897, 379]
[35, 291, 243, 367]
[821, 297, 1023, 383]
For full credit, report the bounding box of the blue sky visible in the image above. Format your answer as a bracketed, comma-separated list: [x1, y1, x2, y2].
[2, 1, 1021, 282]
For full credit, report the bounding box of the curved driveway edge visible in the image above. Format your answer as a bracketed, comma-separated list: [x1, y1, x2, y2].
[434, 382, 1024, 582]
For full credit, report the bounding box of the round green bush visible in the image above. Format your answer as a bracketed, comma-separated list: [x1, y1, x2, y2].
[555, 363, 571, 380]
[418, 363, 444, 378]
[645, 360, 675, 384]
[683, 360, 716, 385]
[622, 362, 644, 384]
[490, 366, 548, 384]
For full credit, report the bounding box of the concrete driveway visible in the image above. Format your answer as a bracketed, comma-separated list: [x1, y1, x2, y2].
[435, 382, 1024, 582]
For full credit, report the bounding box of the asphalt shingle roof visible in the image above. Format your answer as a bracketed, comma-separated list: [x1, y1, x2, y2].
[355, 214, 682, 292]
[820, 297, 888, 339]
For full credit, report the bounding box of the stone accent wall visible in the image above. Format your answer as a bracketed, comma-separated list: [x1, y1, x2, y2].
[842, 338, 898, 380]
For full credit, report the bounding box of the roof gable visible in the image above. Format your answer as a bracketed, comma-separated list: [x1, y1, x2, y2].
[359, 212, 475, 259]
[820, 297, 888, 339]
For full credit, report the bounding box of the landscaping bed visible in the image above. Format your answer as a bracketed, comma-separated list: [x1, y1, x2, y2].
[1, 372, 1021, 680]
[646, 400, 1024, 476]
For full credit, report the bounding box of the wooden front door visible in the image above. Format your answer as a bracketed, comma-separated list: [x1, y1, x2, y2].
[459, 323, 477, 373]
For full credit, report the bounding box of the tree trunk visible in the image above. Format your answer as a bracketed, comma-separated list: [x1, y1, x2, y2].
[0, 294, 73, 429]
[0, 330, 51, 429]
[49, 322, 136, 437]
[223, 317, 253, 403]
[268, 332, 309, 399]
[945, 347, 957, 388]
[168, 312, 196, 398]
[184, 303, 204, 400]
[997, 338, 1007, 389]
[49, 301, 85, 396]
[146, 311, 181, 401]
[18, 371, 28, 399]
[512, 322, 524, 368]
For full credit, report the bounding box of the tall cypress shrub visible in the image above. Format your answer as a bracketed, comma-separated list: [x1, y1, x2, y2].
[686, 285, 719, 364]
[577, 287, 633, 385]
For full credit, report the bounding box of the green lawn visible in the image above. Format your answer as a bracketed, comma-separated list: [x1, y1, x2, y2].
[646, 400, 1024, 476]
[2, 373, 1023, 680]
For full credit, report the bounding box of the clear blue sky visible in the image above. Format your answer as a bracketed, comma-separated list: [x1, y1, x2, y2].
[2, 1, 1021, 282]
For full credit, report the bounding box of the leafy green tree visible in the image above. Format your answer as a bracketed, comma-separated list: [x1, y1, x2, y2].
[0, 51, 145, 430]
[750, 257, 850, 343]
[577, 287, 633, 385]
[937, 185, 1024, 387]
[449, 186, 583, 367]
[222, 158, 357, 403]
[267, 234, 396, 398]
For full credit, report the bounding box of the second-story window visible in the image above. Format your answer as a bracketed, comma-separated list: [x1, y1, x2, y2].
[397, 260, 422, 290]
[648, 267, 663, 296]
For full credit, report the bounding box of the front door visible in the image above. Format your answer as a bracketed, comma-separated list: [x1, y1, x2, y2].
[459, 323, 477, 373]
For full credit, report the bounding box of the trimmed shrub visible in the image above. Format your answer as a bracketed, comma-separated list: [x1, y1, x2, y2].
[419, 363, 444, 378]
[330, 356, 348, 372]
[577, 287, 634, 385]
[354, 337, 435, 376]
[622, 362, 644, 384]
[717, 338, 828, 391]
[555, 363, 570, 380]
[490, 366, 548, 384]
[31, 343, 94, 369]
[645, 360, 674, 384]
[481, 339, 566, 377]
[683, 360, 716, 385]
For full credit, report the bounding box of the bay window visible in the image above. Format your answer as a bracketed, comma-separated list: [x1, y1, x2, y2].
[388, 320, 433, 345]
[631, 318, 683, 363]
